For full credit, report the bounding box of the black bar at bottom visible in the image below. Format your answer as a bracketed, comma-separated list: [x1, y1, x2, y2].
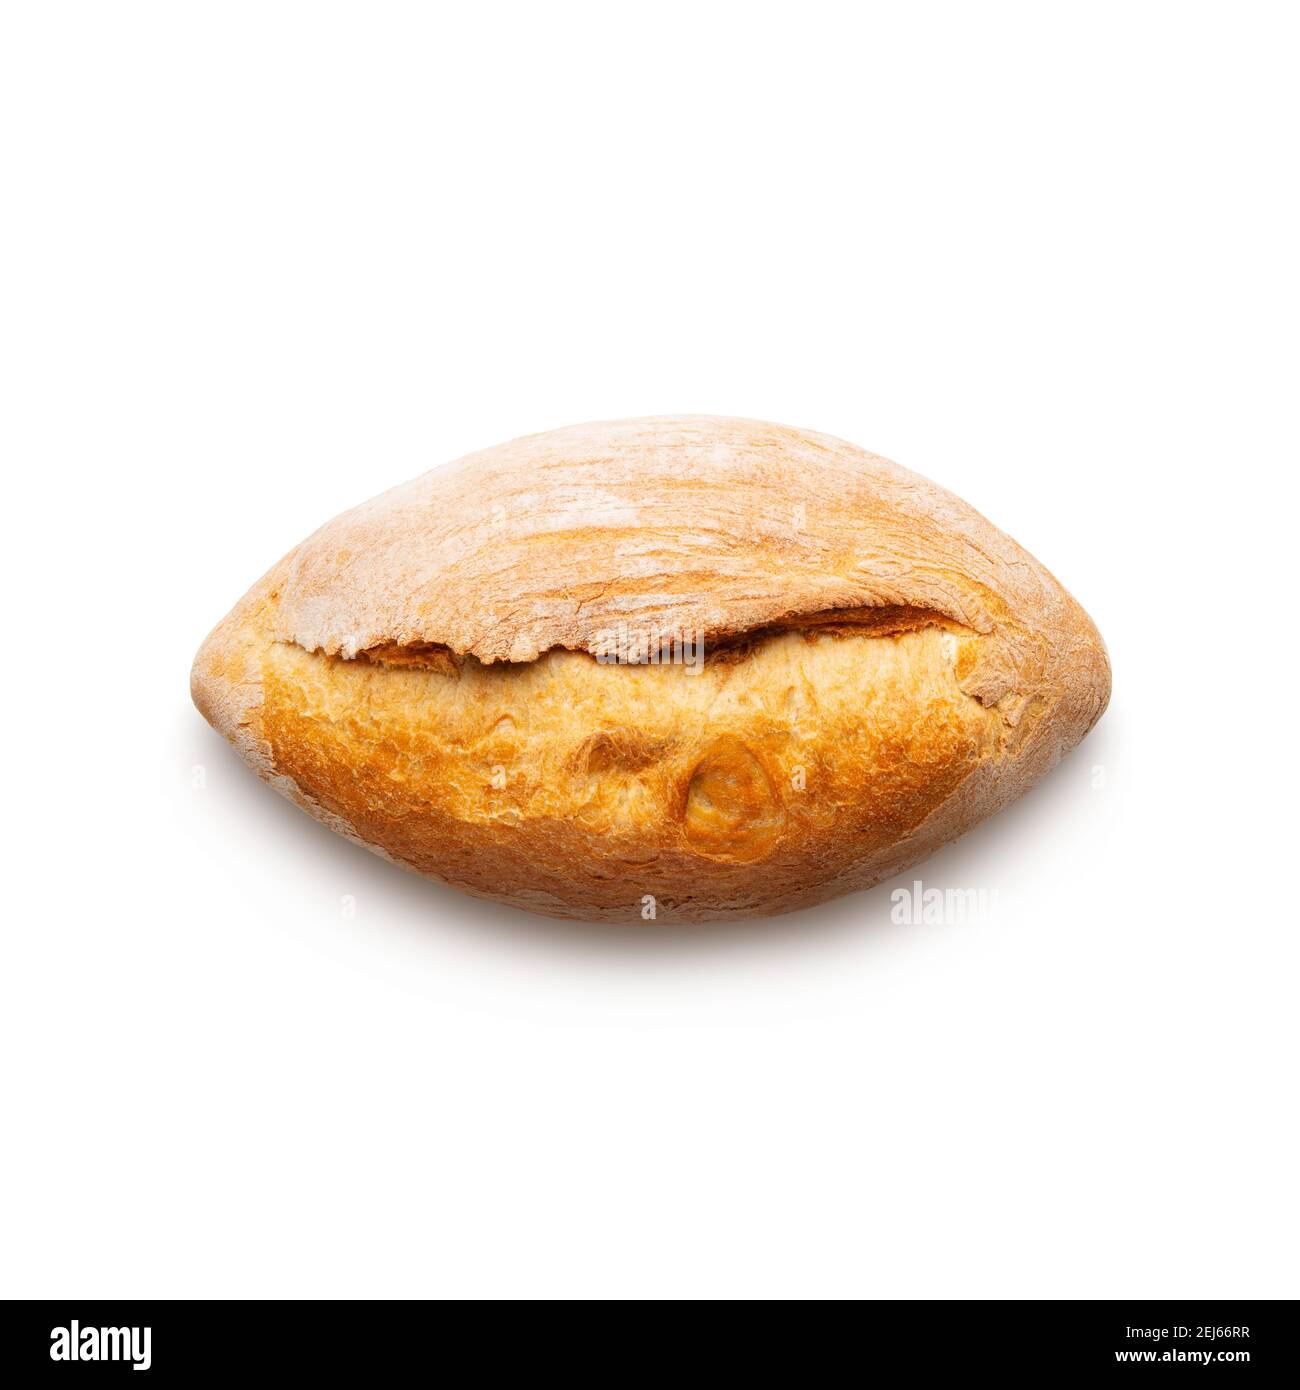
[1, 1298, 1288, 1377]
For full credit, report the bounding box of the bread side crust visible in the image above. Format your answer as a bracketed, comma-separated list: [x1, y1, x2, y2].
[192, 585, 1107, 922]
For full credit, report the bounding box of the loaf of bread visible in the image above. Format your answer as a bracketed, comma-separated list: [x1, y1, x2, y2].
[191, 416, 1109, 922]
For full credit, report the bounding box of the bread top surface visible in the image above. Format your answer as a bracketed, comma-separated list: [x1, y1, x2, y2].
[268, 416, 1094, 715]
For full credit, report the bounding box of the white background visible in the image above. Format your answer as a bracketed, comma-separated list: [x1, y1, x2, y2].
[2, 2, 1296, 1299]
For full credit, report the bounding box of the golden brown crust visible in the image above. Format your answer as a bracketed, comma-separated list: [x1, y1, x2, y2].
[191, 416, 1110, 922]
